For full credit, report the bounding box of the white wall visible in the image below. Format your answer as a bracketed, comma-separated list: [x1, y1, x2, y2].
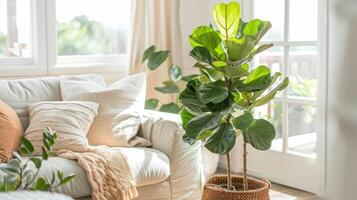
[324, 0, 357, 199]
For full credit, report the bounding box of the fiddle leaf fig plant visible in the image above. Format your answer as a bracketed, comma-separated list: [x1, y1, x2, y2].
[0, 128, 75, 192]
[179, 1, 289, 190]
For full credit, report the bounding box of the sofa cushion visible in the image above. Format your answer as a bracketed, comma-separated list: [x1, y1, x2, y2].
[0, 147, 170, 198]
[24, 101, 99, 155]
[0, 74, 105, 130]
[0, 100, 23, 162]
[60, 72, 149, 147]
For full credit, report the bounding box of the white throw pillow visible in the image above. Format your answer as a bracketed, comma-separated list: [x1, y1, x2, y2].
[24, 101, 99, 155]
[60, 72, 151, 147]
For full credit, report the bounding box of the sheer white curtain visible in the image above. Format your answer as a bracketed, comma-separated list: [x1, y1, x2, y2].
[128, 0, 183, 103]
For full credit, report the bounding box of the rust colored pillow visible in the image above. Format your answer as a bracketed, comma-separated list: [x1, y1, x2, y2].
[0, 100, 23, 163]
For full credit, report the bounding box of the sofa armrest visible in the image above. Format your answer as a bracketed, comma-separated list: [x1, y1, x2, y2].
[139, 109, 204, 200]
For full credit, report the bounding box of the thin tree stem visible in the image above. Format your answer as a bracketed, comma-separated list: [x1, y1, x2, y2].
[226, 153, 232, 190]
[243, 142, 248, 190]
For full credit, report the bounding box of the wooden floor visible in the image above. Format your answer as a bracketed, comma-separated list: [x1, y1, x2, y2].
[270, 183, 317, 200]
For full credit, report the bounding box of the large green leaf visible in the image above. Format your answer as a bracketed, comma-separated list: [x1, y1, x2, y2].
[189, 25, 221, 53]
[226, 36, 255, 61]
[185, 113, 223, 140]
[195, 63, 225, 81]
[219, 65, 248, 79]
[213, 2, 241, 40]
[190, 46, 213, 64]
[205, 122, 236, 155]
[244, 19, 272, 44]
[253, 72, 282, 99]
[243, 119, 276, 151]
[232, 112, 254, 130]
[145, 98, 159, 110]
[232, 92, 249, 108]
[147, 50, 169, 70]
[239, 65, 272, 92]
[206, 95, 233, 112]
[181, 108, 196, 129]
[155, 81, 179, 94]
[142, 45, 156, 63]
[160, 103, 181, 114]
[169, 64, 183, 81]
[245, 43, 273, 62]
[180, 88, 207, 113]
[198, 80, 229, 104]
[253, 77, 289, 107]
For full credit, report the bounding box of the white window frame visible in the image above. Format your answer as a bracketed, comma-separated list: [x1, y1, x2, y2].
[242, 0, 325, 157]
[0, 0, 129, 77]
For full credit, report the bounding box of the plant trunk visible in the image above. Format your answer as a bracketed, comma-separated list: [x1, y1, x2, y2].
[226, 153, 232, 190]
[243, 142, 248, 190]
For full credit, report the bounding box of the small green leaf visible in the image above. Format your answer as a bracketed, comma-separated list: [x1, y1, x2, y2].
[60, 174, 75, 185]
[198, 81, 229, 104]
[169, 64, 183, 81]
[145, 99, 159, 110]
[199, 66, 225, 81]
[213, 61, 227, 68]
[33, 177, 47, 191]
[239, 65, 272, 92]
[42, 147, 49, 160]
[244, 19, 272, 45]
[57, 171, 64, 180]
[190, 46, 213, 64]
[181, 74, 198, 82]
[243, 119, 276, 151]
[30, 158, 42, 169]
[159, 103, 181, 114]
[232, 112, 254, 130]
[155, 81, 179, 94]
[142, 45, 156, 63]
[253, 77, 289, 107]
[213, 2, 241, 40]
[245, 43, 273, 62]
[181, 108, 196, 129]
[179, 80, 209, 113]
[185, 113, 223, 140]
[205, 122, 236, 155]
[147, 50, 169, 70]
[232, 92, 249, 108]
[21, 137, 34, 154]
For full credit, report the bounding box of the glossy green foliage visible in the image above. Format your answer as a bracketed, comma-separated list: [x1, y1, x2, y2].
[179, 1, 289, 155]
[0, 128, 75, 192]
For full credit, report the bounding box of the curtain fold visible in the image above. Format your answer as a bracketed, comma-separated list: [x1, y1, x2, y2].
[128, 0, 183, 103]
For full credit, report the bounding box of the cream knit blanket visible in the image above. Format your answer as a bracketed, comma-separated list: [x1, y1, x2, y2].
[58, 146, 138, 200]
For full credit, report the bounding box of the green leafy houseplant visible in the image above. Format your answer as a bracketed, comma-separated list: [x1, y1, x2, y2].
[142, 45, 197, 114]
[0, 128, 75, 192]
[179, 1, 289, 193]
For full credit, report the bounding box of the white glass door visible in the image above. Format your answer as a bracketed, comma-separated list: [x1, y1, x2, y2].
[240, 0, 325, 193]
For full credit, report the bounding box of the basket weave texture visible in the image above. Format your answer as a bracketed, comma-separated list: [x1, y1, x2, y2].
[201, 175, 270, 200]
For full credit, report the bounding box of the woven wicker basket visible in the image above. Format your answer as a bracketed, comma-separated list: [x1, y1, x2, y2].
[201, 175, 271, 200]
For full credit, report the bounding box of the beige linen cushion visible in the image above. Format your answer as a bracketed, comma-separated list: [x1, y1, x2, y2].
[60, 73, 151, 147]
[24, 101, 99, 155]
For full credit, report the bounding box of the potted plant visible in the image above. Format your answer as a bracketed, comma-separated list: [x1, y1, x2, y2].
[179, 1, 289, 199]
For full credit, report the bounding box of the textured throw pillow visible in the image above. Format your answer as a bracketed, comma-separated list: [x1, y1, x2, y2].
[24, 101, 99, 155]
[0, 100, 23, 163]
[60, 72, 151, 147]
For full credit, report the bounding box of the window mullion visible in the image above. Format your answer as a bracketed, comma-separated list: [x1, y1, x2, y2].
[282, 0, 290, 153]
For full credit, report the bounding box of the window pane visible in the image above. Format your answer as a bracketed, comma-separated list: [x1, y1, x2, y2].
[288, 46, 318, 98]
[288, 103, 317, 156]
[289, 0, 318, 41]
[254, 0, 284, 42]
[56, 0, 131, 56]
[255, 101, 283, 151]
[0, 0, 32, 58]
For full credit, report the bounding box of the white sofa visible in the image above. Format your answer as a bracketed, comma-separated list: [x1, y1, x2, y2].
[0, 75, 219, 200]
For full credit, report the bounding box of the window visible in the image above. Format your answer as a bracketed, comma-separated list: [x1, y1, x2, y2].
[251, 0, 319, 157]
[0, 0, 33, 65]
[55, 0, 131, 66]
[0, 0, 131, 75]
